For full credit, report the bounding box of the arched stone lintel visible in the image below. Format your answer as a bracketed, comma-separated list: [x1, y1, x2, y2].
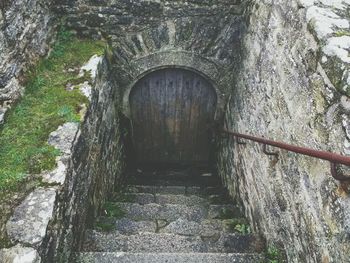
[122, 50, 228, 121]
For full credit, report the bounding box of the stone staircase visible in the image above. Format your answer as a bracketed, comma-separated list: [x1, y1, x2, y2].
[74, 168, 266, 262]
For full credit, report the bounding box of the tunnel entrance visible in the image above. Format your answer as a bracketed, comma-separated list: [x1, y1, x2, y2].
[129, 68, 217, 165]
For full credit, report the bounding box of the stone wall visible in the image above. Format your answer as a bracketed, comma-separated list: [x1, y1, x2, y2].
[0, 0, 55, 123]
[63, 0, 246, 121]
[40, 56, 125, 262]
[0, 0, 55, 250]
[217, 0, 350, 262]
[2, 0, 350, 262]
[38, 2, 248, 261]
[0, 51, 106, 262]
[56, 0, 246, 115]
[51, 1, 350, 261]
[55, 0, 243, 39]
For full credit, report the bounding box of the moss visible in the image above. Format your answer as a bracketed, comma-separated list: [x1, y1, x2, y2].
[0, 28, 105, 192]
[335, 30, 350, 37]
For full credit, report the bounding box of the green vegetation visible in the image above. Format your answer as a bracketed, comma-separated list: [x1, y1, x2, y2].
[335, 30, 350, 37]
[226, 218, 251, 234]
[102, 201, 125, 218]
[217, 207, 252, 234]
[94, 220, 115, 232]
[0, 28, 105, 191]
[233, 223, 251, 234]
[94, 202, 125, 231]
[266, 245, 284, 263]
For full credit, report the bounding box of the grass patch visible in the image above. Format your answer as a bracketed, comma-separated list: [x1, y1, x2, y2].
[0, 28, 105, 191]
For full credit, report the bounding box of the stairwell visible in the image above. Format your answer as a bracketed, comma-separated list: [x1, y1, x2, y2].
[74, 168, 266, 262]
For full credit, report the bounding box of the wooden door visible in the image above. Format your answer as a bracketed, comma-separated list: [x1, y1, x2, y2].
[130, 68, 217, 164]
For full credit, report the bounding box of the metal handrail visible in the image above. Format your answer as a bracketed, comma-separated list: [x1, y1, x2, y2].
[221, 129, 350, 181]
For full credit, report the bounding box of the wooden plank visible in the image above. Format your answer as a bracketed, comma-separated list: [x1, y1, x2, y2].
[174, 69, 182, 161]
[183, 70, 194, 162]
[159, 70, 167, 162]
[191, 74, 202, 162]
[188, 73, 197, 162]
[149, 73, 157, 159]
[165, 69, 176, 161]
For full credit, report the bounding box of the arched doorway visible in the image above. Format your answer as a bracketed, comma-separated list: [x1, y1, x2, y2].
[129, 68, 217, 165]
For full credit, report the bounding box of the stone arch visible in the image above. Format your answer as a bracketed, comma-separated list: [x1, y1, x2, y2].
[120, 50, 228, 121]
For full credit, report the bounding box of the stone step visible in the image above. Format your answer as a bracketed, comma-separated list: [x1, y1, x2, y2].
[127, 168, 216, 181]
[115, 202, 207, 222]
[95, 217, 245, 236]
[82, 231, 265, 254]
[113, 202, 241, 221]
[156, 193, 233, 205]
[128, 173, 221, 187]
[74, 252, 265, 263]
[116, 193, 231, 206]
[127, 185, 224, 196]
[117, 193, 206, 205]
[158, 218, 243, 237]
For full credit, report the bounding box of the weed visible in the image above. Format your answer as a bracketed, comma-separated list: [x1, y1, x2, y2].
[233, 223, 251, 234]
[226, 218, 251, 234]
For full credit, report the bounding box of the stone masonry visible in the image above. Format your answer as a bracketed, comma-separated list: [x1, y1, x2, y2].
[0, 0, 55, 124]
[76, 169, 266, 262]
[218, 0, 350, 262]
[1, 0, 350, 262]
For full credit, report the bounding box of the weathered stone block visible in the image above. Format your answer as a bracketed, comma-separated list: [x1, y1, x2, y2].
[0, 245, 41, 263]
[6, 188, 56, 246]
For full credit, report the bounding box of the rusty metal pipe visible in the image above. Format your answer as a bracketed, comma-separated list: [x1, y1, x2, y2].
[222, 129, 350, 166]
